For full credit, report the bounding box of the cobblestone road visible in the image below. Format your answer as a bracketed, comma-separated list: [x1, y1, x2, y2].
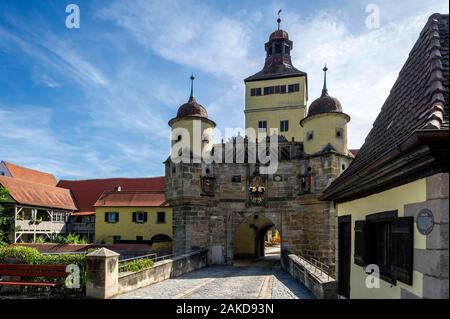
[116, 247, 314, 299]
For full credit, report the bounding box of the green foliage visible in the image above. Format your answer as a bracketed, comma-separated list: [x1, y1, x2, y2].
[52, 233, 88, 244]
[120, 258, 154, 272]
[33, 235, 48, 244]
[0, 187, 12, 245]
[0, 186, 9, 201]
[0, 245, 88, 296]
[0, 246, 42, 264]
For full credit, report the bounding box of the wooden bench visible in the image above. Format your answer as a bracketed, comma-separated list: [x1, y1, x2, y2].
[0, 264, 68, 288]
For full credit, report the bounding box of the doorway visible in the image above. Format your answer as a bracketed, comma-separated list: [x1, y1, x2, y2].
[338, 215, 351, 299]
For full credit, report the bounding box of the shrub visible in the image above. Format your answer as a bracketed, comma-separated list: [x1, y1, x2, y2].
[33, 235, 48, 244]
[52, 233, 88, 245]
[0, 188, 13, 245]
[0, 245, 88, 296]
[120, 258, 153, 273]
[0, 246, 43, 264]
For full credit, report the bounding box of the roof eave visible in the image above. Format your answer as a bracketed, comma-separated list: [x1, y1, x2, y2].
[320, 129, 449, 202]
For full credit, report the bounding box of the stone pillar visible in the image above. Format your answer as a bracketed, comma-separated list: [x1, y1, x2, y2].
[86, 248, 119, 299]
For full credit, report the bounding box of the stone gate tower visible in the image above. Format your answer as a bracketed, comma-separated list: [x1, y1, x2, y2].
[165, 17, 354, 276]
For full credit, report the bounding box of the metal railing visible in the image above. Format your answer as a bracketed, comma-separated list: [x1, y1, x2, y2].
[41, 251, 86, 255]
[118, 249, 200, 272]
[118, 253, 157, 271]
[298, 256, 331, 281]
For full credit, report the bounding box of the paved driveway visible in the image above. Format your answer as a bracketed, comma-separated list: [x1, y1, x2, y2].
[116, 247, 314, 299]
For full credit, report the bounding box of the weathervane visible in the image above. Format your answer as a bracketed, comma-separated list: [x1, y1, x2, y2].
[190, 73, 195, 98]
[323, 64, 328, 92]
[277, 9, 282, 30]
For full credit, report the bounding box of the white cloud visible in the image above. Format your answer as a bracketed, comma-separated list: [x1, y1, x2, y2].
[0, 25, 108, 87]
[0, 0, 448, 179]
[32, 69, 62, 88]
[277, 7, 448, 149]
[98, 0, 449, 149]
[98, 0, 260, 81]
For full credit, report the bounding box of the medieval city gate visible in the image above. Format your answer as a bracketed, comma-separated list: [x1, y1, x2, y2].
[233, 213, 279, 259]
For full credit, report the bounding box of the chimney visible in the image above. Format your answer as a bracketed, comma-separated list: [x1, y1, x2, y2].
[117, 186, 122, 192]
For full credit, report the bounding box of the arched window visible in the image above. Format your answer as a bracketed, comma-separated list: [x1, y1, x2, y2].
[151, 234, 172, 243]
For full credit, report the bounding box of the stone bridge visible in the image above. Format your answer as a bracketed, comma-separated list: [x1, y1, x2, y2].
[115, 246, 314, 299]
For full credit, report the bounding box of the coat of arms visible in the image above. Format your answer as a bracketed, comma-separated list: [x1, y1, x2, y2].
[248, 174, 266, 206]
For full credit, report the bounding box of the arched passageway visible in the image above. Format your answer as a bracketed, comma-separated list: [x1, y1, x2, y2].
[233, 214, 281, 260]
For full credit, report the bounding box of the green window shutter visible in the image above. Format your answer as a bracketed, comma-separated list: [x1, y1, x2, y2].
[392, 217, 414, 285]
[104, 213, 108, 222]
[144, 212, 148, 222]
[132, 212, 136, 223]
[116, 212, 119, 222]
[354, 220, 366, 267]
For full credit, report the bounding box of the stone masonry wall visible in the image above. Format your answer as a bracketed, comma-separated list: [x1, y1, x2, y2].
[166, 149, 352, 277]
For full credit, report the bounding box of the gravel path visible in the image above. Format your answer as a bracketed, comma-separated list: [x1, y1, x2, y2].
[116, 247, 314, 299]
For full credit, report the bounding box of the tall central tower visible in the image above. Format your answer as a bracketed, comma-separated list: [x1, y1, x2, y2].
[244, 15, 307, 142]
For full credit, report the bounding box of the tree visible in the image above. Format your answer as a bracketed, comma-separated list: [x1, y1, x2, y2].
[0, 186, 13, 245]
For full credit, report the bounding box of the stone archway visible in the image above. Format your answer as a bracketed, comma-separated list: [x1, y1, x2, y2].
[233, 214, 279, 259]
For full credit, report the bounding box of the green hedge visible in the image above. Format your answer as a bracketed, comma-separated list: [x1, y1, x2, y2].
[120, 258, 154, 273]
[0, 246, 88, 296]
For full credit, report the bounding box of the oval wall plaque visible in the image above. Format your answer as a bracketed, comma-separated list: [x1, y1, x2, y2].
[416, 209, 434, 235]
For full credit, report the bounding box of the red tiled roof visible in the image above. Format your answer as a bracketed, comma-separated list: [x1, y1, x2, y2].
[11, 243, 153, 253]
[0, 175, 77, 210]
[71, 211, 96, 216]
[57, 177, 165, 213]
[94, 190, 168, 207]
[2, 161, 57, 186]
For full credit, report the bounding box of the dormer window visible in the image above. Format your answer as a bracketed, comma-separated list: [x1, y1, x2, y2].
[267, 45, 273, 57]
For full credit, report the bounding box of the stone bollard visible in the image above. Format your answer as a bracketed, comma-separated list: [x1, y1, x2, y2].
[86, 248, 119, 299]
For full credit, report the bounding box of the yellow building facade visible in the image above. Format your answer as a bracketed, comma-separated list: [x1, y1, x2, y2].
[245, 76, 307, 142]
[336, 179, 427, 299]
[301, 113, 350, 155]
[244, 28, 308, 142]
[94, 190, 173, 251]
[95, 206, 173, 245]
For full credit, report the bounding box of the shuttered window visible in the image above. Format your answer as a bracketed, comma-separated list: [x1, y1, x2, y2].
[353, 212, 414, 286]
[132, 212, 148, 224]
[105, 212, 119, 223]
[392, 217, 414, 285]
[354, 221, 366, 266]
[157, 212, 166, 224]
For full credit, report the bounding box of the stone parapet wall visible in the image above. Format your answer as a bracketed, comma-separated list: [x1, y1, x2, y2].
[282, 253, 337, 299]
[117, 250, 208, 295]
[166, 150, 351, 273]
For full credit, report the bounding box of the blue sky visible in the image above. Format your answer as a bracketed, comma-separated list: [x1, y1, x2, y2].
[0, 0, 448, 180]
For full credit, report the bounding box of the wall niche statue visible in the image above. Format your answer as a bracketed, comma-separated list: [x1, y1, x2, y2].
[201, 176, 215, 196]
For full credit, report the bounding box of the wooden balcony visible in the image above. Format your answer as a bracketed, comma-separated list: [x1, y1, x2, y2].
[68, 222, 95, 234]
[15, 220, 66, 233]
